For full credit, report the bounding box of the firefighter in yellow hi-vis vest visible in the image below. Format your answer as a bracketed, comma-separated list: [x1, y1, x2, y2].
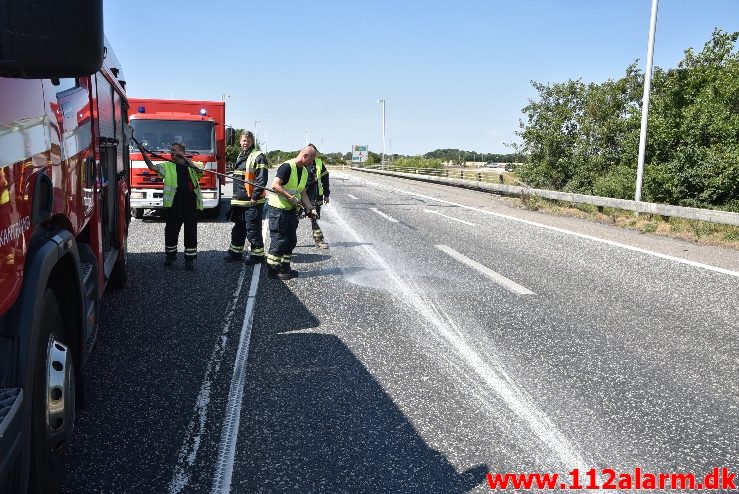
[224, 131, 269, 264]
[266, 145, 318, 280]
[305, 152, 330, 249]
[136, 140, 204, 270]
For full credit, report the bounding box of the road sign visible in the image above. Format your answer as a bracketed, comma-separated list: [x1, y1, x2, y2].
[352, 145, 368, 163]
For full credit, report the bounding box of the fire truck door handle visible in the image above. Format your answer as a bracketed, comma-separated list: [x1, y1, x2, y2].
[31, 172, 53, 226]
[85, 157, 97, 187]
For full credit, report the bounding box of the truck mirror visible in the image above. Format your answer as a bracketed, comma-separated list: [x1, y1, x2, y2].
[0, 0, 104, 78]
[226, 126, 236, 146]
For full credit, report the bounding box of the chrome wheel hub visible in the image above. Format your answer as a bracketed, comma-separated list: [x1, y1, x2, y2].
[46, 335, 75, 462]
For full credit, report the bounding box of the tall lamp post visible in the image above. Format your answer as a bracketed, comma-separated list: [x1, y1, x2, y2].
[377, 99, 386, 169]
[254, 120, 261, 146]
[635, 0, 659, 202]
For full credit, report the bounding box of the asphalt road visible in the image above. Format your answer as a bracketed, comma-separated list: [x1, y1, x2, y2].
[62, 170, 739, 493]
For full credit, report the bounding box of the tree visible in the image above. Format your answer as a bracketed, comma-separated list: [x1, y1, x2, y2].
[515, 29, 739, 211]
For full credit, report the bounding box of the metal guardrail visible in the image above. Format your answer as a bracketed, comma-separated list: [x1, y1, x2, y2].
[352, 165, 739, 228]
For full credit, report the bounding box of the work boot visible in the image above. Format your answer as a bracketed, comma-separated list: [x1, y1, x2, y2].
[314, 237, 329, 249]
[223, 251, 242, 262]
[280, 263, 298, 279]
[266, 264, 282, 279]
[244, 254, 264, 265]
[185, 259, 194, 271]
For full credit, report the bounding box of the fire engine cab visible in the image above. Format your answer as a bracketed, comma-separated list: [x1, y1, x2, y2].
[128, 99, 234, 219]
[0, 1, 130, 492]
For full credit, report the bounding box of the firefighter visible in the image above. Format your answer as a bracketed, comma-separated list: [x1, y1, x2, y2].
[305, 148, 330, 249]
[136, 140, 204, 270]
[224, 131, 269, 264]
[266, 145, 319, 280]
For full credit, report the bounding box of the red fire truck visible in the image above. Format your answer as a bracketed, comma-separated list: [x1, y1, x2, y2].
[0, 2, 130, 492]
[128, 99, 234, 219]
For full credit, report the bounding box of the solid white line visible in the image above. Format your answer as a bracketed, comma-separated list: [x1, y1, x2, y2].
[168, 266, 248, 494]
[347, 193, 359, 200]
[424, 209, 477, 226]
[345, 175, 739, 279]
[370, 207, 398, 223]
[211, 264, 261, 494]
[436, 245, 535, 295]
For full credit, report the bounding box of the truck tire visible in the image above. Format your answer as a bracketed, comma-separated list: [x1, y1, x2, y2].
[108, 237, 128, 290]
[133, 208, 144, 219]
[29, 289, 76, 494]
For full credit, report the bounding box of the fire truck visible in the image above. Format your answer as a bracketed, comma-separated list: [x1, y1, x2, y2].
[0, 1, 130, 492]
[128, 99, 234, 219]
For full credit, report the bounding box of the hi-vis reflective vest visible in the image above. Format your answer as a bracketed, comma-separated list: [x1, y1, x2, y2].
[157, 161, 204, 210]
[268, 160, 307, 211]
[314, 158, 326, 196]
[232, 148, 267, 206]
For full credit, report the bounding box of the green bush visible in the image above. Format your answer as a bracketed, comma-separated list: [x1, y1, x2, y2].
[516, 29, 739, 213]
[394, 157, 444, 169]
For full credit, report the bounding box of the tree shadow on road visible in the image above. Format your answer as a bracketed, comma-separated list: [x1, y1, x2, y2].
[234, 278, 488, 493]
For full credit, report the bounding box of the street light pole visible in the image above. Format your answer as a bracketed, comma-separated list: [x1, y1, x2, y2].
[377, 99, 386, 170]
[254, 120, 260, 146]
[635, 0, 659, 202]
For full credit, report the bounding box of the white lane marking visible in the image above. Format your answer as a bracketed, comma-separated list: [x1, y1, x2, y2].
[211, 264, 261, 494]
[343, 174, 739, 279]
[332, 205, 589, 471]
[370, 207, 398, 223]
[168, 266, 249, 494]
[424, 209, 477, 227]
[436, 245, 535, 295]
[347, 193, 359, 200]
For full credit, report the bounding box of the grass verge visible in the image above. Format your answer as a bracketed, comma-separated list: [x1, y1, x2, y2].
[518, 195, 739, 250]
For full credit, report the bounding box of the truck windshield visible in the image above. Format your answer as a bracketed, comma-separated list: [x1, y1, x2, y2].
[130, 120, 215, 154]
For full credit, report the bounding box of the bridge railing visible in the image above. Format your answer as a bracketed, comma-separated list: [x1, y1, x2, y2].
[352, 165, 739, 228]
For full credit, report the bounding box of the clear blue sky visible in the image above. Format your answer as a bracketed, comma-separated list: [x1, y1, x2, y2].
[103, 0, 739, 156]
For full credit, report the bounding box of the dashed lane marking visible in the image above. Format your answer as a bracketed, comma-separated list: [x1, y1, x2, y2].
[424, 209, 477, 226]
[341, 174, 739, 280]
[435, 245, 535, 295]
[370, 207, 398, 223]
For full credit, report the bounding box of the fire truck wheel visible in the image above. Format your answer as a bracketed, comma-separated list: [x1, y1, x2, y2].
[29, 289, 75, 494]
[133, 208, 144, 219]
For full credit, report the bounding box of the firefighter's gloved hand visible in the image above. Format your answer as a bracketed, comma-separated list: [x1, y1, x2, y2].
[224, 207, 232, 220]
[323, 197, 329, 205]
[306, 208, 319, 220]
